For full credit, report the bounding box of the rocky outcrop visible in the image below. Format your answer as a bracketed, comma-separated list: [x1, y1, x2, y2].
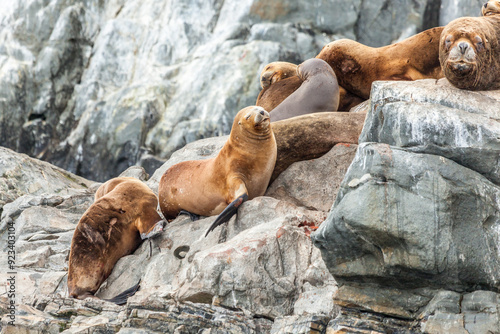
[0, 133, 356, 332]
[312, 79, 500, 333]
[0, 0, 484, 181]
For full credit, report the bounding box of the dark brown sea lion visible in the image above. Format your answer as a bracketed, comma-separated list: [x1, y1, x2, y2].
[482, 0, 500, 16]
[271, 112, 366, 181]
[158, 106, 277, 236]
[316, 27, 444, 99]
[439, 15, 500, 90]
[268, 58, 340, 122]
[68, 177, 165, 302]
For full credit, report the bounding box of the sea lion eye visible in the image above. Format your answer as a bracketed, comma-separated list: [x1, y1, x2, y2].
[245, 113, 252, 120]
[444, 35, 453, 51]
[475, 36, 485, 51]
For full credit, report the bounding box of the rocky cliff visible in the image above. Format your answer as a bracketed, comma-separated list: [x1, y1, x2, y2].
[0, 0, 484, 181]
[1, 78, 499, 333]
[1, 0, 499, 333]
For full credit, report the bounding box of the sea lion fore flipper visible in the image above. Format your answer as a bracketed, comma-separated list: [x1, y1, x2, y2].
[178, 210, 201, 221]
[140, 220, 166, 240]
[205, 193, 248, 237]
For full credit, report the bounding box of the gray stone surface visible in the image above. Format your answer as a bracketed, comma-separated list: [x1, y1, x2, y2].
[361, 79, 500, 185]
[312, 80, 500, 332]
[0, 141, 341, 333]
[266, 143, 358, 212]
[0, 0, 483, 181]
[313, 142, 500, 293]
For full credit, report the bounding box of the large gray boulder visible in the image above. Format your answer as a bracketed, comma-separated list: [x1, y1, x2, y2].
[0, 0, 483, 181]
[312, 80, 500, 333]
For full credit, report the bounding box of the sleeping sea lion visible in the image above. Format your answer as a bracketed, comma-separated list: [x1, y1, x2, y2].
[67, 177, 165, 302]
[482, 0, 500, 16]
[256, 61, 364, 112]
[268, 58, 340, 122]
[316, 27, 444, 99]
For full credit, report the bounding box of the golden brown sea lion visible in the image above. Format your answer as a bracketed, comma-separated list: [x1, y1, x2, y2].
[482, 0, 500, 16]
[260, 61, 299, 88]
[439, 15, 500, 91]
[269, 58, 340, 122]
[68, 177, 165, 302]
[256, 62, 364, 112]
[316, 27, 444, 99]
[158, 106, 277, 236]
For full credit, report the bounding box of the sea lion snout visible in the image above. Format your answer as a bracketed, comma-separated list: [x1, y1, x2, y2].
[458, 41, 469, 54]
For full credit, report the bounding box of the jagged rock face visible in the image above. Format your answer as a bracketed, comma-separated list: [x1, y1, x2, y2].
[0, 136, 357, 332]
[312, 80, 500, 333]
[0, 0, 483, 181]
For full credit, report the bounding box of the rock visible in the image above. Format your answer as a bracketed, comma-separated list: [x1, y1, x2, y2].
[361, 79, 500, 185]
[266, 143, 358, 212]
[0, 0, 479, 181]
[440, 0, 485, 26]
[270, 315, 331, 334]
[420, 290, 500, 334]
[1, 143, 342, 332]
[312, 79, 500, 332]
[0, 146, 92, 211]
[313, 142, 500, 297]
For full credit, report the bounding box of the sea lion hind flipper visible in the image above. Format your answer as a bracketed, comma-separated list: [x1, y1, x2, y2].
[104, 279, 141, 305]
[178, 210, 201, 221]
[204, 193, 248, 237]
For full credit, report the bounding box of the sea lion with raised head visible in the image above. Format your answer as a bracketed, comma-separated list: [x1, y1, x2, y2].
[439, 15, 500, 91]
[316, 27, 444, 99]
[158, 106, 277, 236]
[68, 177, 165, 303]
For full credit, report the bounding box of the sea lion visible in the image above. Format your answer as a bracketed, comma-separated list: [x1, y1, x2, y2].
[68, 177, 165, 302]
[256, 62, 364, 112]
[439, 15, 500, 91]
[316, 27, 444, 99]
[260, 61, 299, 88]
[268, 58, 340, 122]
[158, 106, 277, 236]
[271, 112, 366, 181]
[482, 0, 500, 16]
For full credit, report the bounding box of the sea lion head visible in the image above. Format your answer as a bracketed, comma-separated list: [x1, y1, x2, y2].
[236, 106, 271, 135]
[482, 0, 500, 16]
[297, 58, 336, 81]
[439, 18, 490, 89]
[260, 62, 298, 88]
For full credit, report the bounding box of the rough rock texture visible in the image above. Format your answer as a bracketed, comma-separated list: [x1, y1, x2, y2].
[266, 143, 358, 212]
[313, 80, 500, 333]
[0, 137, 359, 332]
[0, 0, 484, 181]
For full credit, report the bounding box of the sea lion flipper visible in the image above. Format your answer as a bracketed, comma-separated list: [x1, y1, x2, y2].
[204, 193, 248, 237]
[104, 279, 141, 305]
[178, 210, 201, 221]
[140, 220, 166, 240]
